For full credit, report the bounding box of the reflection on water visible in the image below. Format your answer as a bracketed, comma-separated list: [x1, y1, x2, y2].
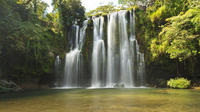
[0, 89, 200, 112]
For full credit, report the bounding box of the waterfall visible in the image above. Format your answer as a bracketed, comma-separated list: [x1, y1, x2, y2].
[63, 20, 88, 88]
[91, 17, 106, 88]
[106, 11, 135, 88]
[104, 10, 145, 88]
[106, 12, 119, 87]
[55, 56, 61, 86]
[118, 11, 134, 88]
[59, 10, 145, 88]
[138, 53, 145, 86]
[64, 49, 80, 87]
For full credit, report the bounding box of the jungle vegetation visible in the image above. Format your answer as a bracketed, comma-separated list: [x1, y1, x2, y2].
[0, 0, 85, 86]
[0, 0, 199, 88]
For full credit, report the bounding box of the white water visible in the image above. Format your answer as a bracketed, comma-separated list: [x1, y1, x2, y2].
[106, 11, 135, 88]
[63, 21, 88, 87]
[55, 56, 61, 86]
[118, 11, 134, 88]
[91, 17, 106, 88]
[59, 10, 145, 88]
[64, 49, 80, 87]
[106, 12, 118, 87]
[92, 10, 145, 88]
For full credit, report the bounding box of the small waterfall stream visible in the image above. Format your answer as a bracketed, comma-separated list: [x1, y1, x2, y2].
[91, 17, 106, 88]
[63, 21, 88, 87]
[106, 12, 118, 87]
[118, 11, 134, 88]
[55, 56, 61, 86]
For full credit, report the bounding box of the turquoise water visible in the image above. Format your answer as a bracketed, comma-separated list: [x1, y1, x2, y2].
[0, 88, 200, 112]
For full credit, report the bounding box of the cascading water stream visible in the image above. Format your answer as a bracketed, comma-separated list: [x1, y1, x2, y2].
[106, 12, 119, 88]
[55, 56, 61, 86]
[58, 10, 145, 88]
[118, 11, 134, 88]
[105, 10, 145, 88]
[63, 20, 88, 88]
[91, 17, 106, 88]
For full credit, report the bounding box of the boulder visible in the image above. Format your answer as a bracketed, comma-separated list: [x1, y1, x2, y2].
[0, 80, 21, 92]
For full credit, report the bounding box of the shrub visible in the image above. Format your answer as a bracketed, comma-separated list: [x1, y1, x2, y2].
[167, 78, 191, 89]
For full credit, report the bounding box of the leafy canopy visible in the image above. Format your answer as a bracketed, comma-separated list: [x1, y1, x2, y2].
[86, 5, 116, 17]
[151, 6, 200, 61]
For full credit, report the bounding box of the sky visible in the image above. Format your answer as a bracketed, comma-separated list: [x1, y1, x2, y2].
[41, 0, 118, 13]
[81, 0, 118, 12]
[41, 0, 53, 13]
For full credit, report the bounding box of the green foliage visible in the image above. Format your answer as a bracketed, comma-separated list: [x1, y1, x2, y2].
[17, 0, 48, 19]
[0, 0, 63, 84]
[0, 0, 86, 85]
[118, 0, 147, 6]
[188, 0, 200, 9]
[134, 0, 200, 82]
[0, 0, 200, 87]
[60, 0, 85, 27]
[45, 12, 61, 34]
[147, 0, 188, 26]
[167, 78, 191, 89]
[150, 5, 167, 23]
[86, 5, 116, 17]
[52, 0, 85, 29]
[151, 9, 200, 61]
[52, 0, 85, 52]
[135, 0, 200, 62]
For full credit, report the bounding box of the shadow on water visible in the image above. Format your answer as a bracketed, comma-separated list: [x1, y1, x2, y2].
[1, 88, 199, 100]
[0, 89, 76, 101]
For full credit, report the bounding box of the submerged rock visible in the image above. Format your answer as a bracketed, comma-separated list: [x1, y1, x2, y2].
[113, 83, 125, 88]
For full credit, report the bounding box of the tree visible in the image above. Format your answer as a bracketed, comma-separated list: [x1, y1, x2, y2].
[118, 0, 147, 6]
[86, 5, 116, 17]
[17, 0, 48, 19]
[52, 0, 85, 51]
[0, 0, 58, 84]
[151, 9, 200, 61]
